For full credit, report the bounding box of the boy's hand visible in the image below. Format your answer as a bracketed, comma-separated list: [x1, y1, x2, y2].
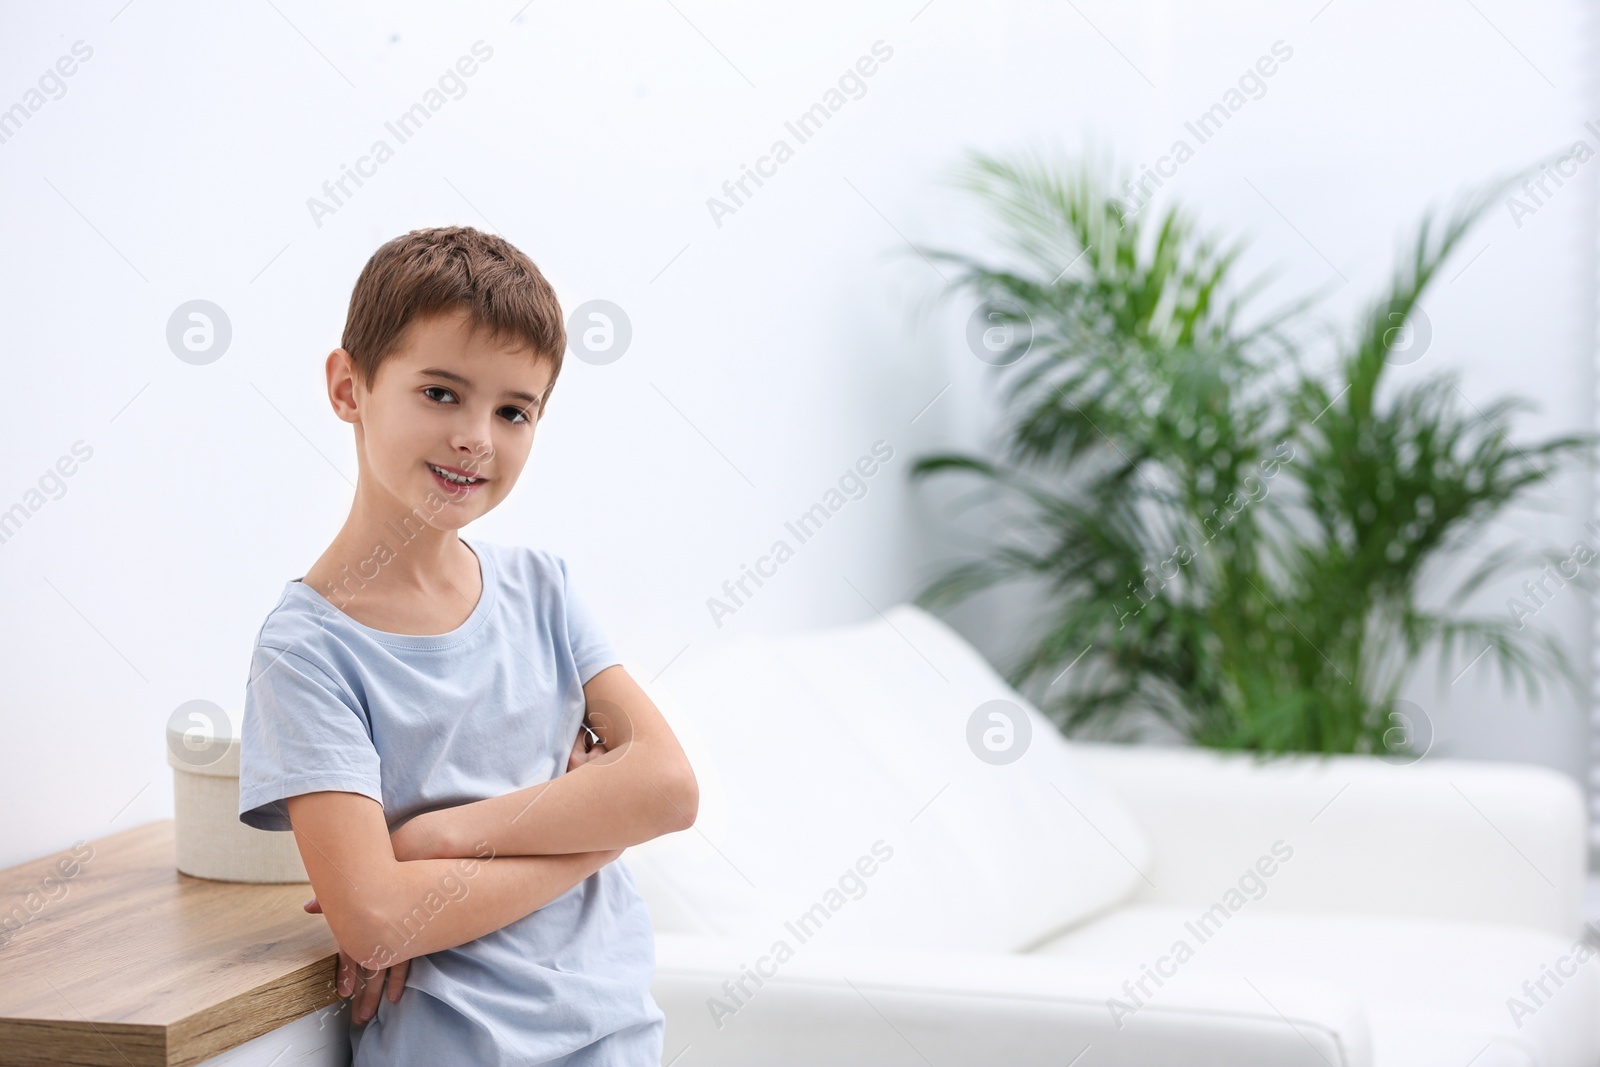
[303, 899, 408, 1025]
[567, 718, 607, 774]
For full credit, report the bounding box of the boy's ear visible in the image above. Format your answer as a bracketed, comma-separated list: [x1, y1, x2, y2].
[326, 348, 362, 424]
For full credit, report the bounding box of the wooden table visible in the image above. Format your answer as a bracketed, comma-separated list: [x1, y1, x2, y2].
[0, 820, 345, 1067]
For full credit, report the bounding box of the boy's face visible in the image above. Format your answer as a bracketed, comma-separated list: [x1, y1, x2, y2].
[334, 306, 554, 529]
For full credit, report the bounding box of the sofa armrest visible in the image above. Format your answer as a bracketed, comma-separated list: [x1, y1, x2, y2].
[650, 931, 1370, 1067]
[1066, 741, 1587, 938]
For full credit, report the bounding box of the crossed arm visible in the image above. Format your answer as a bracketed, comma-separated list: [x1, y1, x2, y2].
[388, 664, 697, 860]
[285, 664, 698, 974]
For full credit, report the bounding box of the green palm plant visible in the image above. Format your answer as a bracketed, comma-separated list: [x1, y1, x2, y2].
[911, 148, 1594, 756]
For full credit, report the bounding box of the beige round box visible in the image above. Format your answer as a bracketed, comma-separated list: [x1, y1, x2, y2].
[165, 704, 309, 883]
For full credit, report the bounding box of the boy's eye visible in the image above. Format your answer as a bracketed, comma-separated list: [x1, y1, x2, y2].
[423, 386, 534, 425]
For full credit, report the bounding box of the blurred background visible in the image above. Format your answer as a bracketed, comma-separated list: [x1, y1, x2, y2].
[0, 0, 1594, 877]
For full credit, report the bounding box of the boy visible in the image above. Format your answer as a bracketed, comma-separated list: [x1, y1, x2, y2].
[237, 226, 696, 1066]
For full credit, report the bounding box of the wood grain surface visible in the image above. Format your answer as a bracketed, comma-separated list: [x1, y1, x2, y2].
[0, 820, 341, 1067]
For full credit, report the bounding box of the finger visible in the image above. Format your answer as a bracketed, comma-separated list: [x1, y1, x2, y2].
[385, 960, 409, 1002]
[345, 953, 374, 997]
[304, 897, 322, 913]
[353, 972, 383, 1024]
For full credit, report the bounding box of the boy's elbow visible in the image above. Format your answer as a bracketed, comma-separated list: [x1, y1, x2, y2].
[324, 885, 405, 971]
[665, 764, 698, 831]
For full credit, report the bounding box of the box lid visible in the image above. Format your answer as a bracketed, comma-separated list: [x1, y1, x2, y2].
[165, 700, 242, 778]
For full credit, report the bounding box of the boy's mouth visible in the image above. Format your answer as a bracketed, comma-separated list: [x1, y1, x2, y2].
[427, 461, 486, 492]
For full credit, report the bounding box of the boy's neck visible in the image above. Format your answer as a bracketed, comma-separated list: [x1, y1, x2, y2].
[298, 516, 483, 633]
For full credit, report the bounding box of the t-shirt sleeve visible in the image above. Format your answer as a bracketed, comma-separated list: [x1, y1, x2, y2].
[238, 642, 384, 832]
[560, 556, 621, 685]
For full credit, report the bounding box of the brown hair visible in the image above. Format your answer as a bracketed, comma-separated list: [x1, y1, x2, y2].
[340, 226, 566, 413]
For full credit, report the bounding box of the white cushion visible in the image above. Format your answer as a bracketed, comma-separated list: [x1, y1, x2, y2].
[1068, 741, 1588, 938]
[651, 930, 1373, 1067]
[625, 603, 1151, 952]
[1032, 905, 1600, 1067]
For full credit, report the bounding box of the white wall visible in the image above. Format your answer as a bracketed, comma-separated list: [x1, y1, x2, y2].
[0, 0, 1592, 869]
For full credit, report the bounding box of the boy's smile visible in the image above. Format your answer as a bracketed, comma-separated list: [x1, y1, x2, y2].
[426, 459, 487, 492]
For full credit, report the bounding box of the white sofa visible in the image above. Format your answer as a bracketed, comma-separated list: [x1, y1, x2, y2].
[623, 604, 1600, 1067]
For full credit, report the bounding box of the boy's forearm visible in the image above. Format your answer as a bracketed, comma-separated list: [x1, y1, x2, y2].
[432, 741, 694, 858]
[356, 846, 619, 970]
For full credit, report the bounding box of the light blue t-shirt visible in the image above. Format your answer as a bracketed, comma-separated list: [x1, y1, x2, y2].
[237, 536, 666, 1066]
